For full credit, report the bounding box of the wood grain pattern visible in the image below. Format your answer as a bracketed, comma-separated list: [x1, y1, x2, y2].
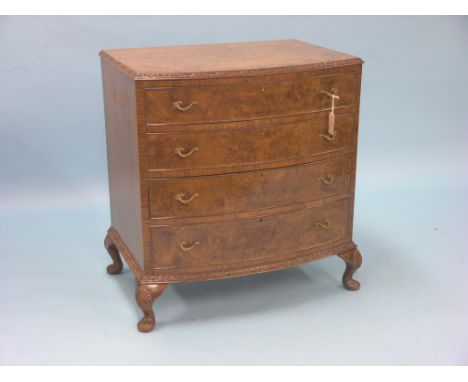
[144, 72, 356, 125]
[145, 113, 356, 174]
[100, 39, 363, 80]
[149, 155, 353, 219]
[101, 60, 145, 269]
[148, 241, 357, 283]
[150, 198, 350, 269]
[100, 39, 364, 332]
[107, 223, 356, 284]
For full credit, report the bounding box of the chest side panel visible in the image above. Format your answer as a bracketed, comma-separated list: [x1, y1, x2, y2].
[102, 60, 144, 269]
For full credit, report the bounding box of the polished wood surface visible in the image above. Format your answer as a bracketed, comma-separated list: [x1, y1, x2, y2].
[338, 247, 363, 291]
[104, 233, 123, 275]
[150, 198, 350, 269]
[100, 40, 364, 332]
[101, 60, 145, 269]
[145, 113, 356, 174]
[135, 282, 168, 332]
[144, 71, 356, 125]
[99, 39, 362, 80]
[148, 155, 353, 219]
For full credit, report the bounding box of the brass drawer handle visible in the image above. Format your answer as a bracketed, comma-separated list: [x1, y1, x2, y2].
[174, 146, 199, 158]
[175, 193, 199, 204]
[315, 219, 332, 230]
[319, 132, 336, 141]
[178, 241, 200, 252]
[173, 100, 198, 112]
[318, 175, 334, 185]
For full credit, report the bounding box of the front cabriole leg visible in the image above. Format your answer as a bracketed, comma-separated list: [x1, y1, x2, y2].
[104, 232, 123, 275]
[135, 282, 169, 332]
[338, 247, 362, 291]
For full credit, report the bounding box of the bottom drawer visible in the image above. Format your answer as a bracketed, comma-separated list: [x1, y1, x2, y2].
[151, 198, 350, 269]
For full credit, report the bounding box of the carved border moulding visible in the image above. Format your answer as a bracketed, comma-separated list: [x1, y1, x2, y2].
[99, 50, 363, 81]
[147, 242, 357, 283]
[106, 226, 360, 286]
[134, 59, 364, 80]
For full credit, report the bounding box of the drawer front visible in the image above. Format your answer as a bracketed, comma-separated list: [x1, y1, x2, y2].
[145, 72, 356, 125]
[149, 155, 353, 219]
[151, 198, 349, 269]
[146, 113, 355, 172]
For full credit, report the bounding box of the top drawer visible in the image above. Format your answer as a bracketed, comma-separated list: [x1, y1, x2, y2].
[145, 72, 356, 125]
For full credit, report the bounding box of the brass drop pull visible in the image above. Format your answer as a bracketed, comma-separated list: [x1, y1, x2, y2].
[318, 175, 334, 185]
[178, 241, 200, 252]
[174, 146, 199, 158]
[175, 193, 199, 205]
[315, 219, 332, 230]
[173, 100, 198, 112]
[319, 132, 337, 141]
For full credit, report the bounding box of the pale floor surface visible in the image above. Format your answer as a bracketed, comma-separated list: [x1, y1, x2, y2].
[0, 185, 467, 365]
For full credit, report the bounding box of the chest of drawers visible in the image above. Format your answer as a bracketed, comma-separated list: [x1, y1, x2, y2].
[100, 40, 364, 332]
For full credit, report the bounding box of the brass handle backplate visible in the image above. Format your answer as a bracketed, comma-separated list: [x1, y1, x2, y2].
[175, 193, 199, 205]
[319, 132, 337, 141]
[318, 175, 334, 185]
[174, 146, 199, 158]
[178, 241, 200, 252]
[315, 219, 332, 230]
[173, 100, 198, 112]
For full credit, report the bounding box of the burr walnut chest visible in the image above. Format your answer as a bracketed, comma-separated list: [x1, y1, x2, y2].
[100, 40, 364, 332]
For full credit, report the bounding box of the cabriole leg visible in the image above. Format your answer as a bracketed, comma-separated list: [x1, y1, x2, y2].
[135, 282, 169, 333]
[338, 248, 362, 291]
[104, 232, 123, 275]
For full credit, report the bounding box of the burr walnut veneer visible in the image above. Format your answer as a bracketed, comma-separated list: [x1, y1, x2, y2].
[100, 40, 364, 332]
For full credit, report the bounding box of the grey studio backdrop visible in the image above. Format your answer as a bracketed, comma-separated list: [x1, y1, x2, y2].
[0, 16, 467, 365]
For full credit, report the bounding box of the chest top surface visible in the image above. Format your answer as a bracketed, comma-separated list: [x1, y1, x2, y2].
[99, 39, 363, 80]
